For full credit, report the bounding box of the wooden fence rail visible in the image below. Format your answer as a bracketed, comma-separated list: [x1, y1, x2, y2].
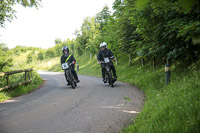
[0, 68, 33, 91]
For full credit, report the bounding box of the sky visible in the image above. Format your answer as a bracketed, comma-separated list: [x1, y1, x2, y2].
[0, 0, 115, 49]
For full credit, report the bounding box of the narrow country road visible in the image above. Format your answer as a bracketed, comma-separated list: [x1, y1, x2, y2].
[0, 70, 145, 133]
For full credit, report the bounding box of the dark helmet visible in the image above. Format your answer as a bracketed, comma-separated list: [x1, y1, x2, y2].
[62, 46, 69, 54]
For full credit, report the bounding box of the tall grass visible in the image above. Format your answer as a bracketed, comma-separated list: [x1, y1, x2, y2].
[122, 68, 200, 133]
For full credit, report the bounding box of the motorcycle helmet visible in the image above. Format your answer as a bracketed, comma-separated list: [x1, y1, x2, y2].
[62, 46, 69, 54]
[100, 42, 107, 48]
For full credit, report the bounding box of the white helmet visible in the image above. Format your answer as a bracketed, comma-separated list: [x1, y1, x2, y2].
[100, 42, 107, 48]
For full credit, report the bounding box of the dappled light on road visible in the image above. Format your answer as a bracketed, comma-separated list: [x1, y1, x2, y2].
[122, 110, 140, 114]
[101, 105, 123, 109]
[0, 99, 19, 104]
[37, 70, 62, 75]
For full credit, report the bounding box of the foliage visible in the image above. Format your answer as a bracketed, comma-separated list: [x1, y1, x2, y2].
[26, 52, 37, 63]
[72, 6, 112, 57]
[95, 6, 111, 30]
[111, 0, 200, 63]
[0, 71, 43, 102]
[37, 50, 46, 60]
[55, 38, 62, 45]
[0, 0, 41, 27]
[0, 43, 12, 71]
[10, 45, 40, 55]
[0, 46, 43, 102]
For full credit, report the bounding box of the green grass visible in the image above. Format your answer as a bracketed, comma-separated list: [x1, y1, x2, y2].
[124, 97, 132, 102]
[0, 51, 43, 102]
[36, 54, 200, 133]
[0, 71, 43, 102]
[122, 70, 200, 133]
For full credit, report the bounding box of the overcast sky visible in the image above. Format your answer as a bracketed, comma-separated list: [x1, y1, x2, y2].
[0, 0, 114, 49]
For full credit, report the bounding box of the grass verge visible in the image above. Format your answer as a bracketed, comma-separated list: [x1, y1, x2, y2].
[0, 71, 43, 102]
[0, 50, 44, 102]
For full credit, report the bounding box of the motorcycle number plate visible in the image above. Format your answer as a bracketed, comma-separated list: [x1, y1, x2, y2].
[104, 58, 110, 63]
[62, 63, 69, 69]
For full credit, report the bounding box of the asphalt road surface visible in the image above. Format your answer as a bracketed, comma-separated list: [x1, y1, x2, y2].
[0, 70, 145, 133]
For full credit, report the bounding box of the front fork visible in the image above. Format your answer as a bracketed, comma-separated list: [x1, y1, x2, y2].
[66, 69, 76, 82]
[65, 70, 71, 81]
[105, 66, 111, 81]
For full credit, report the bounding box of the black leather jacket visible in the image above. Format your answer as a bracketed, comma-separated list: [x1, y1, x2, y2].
[61, 53, 76, 69]
[97, 48, 114, 62]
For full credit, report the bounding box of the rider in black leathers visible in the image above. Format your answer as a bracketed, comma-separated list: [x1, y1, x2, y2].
[61, 46, 80, 85]
[97, 42, 117, 82]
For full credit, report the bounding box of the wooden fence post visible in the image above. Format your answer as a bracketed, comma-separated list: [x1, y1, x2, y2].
[153, 56, 156, 70]
[141, 57, 145, 67]
[6, 76, 9, 86]
[28, 72, 30, 80]
[25, 71, 27, 81]
[0, 68, 33, 91]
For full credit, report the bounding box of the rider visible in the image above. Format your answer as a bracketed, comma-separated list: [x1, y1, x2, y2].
[61, 46, 80, 85]
[97, 42, 117, 82]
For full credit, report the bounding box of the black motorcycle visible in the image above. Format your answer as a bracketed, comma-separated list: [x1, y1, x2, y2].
[101, 57, 115, 87]
[62, 62, 77, 89]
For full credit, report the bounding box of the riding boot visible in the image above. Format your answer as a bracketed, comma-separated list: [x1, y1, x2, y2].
[102, 71, 106, 83]
[111, 65, 117, 81]
[67, 81, 71, 86]
[72, 70, 80, 83]
[114, 75, 117, 81]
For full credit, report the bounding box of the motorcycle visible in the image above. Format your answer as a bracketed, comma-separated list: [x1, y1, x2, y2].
[101, 57, 115, 87]
[62, 62, 77, 89]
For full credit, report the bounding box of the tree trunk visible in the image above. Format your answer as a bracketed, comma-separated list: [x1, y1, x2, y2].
[90, 52, 92, 59]
[129, 54, 132, 66]
[141, 57, 145, 67]
[153, 56, 156, 70]
[85, 51, 87, 57]
[115, 54, 118, 66]
[196, 60, 199, 71]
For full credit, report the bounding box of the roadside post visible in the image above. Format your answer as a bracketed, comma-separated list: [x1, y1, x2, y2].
[77, 63, 79, 71]
[165, 64, 171, 85]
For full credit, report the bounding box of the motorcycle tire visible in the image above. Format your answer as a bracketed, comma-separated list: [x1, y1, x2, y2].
[108, 71, 113, 87]
[68, 72, 75, 89]
[71, 81, 75, 89]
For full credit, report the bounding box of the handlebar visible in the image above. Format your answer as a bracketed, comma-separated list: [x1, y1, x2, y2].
[66, 62, 75, 65]
[98, 58, 116, 64]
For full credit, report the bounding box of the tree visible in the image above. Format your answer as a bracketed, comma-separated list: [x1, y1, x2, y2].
[0, 43, 8, 51]
[0, 0, 41, 27]
[95, 5, 111, 30]
[0, 43, 12, 71]
[37, 50, 46, 60]
[112, 0, 141, 65]
[131, 0, 200, 62]
[103, 19, 119, 64]
[55, 38, 62, 45]
[112, 0, 200, 64]
[74, 17, 92, 56]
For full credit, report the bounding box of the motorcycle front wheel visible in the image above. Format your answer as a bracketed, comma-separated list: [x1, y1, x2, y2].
[66, 71, 76, 89]
[107, 71, 113, 87]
